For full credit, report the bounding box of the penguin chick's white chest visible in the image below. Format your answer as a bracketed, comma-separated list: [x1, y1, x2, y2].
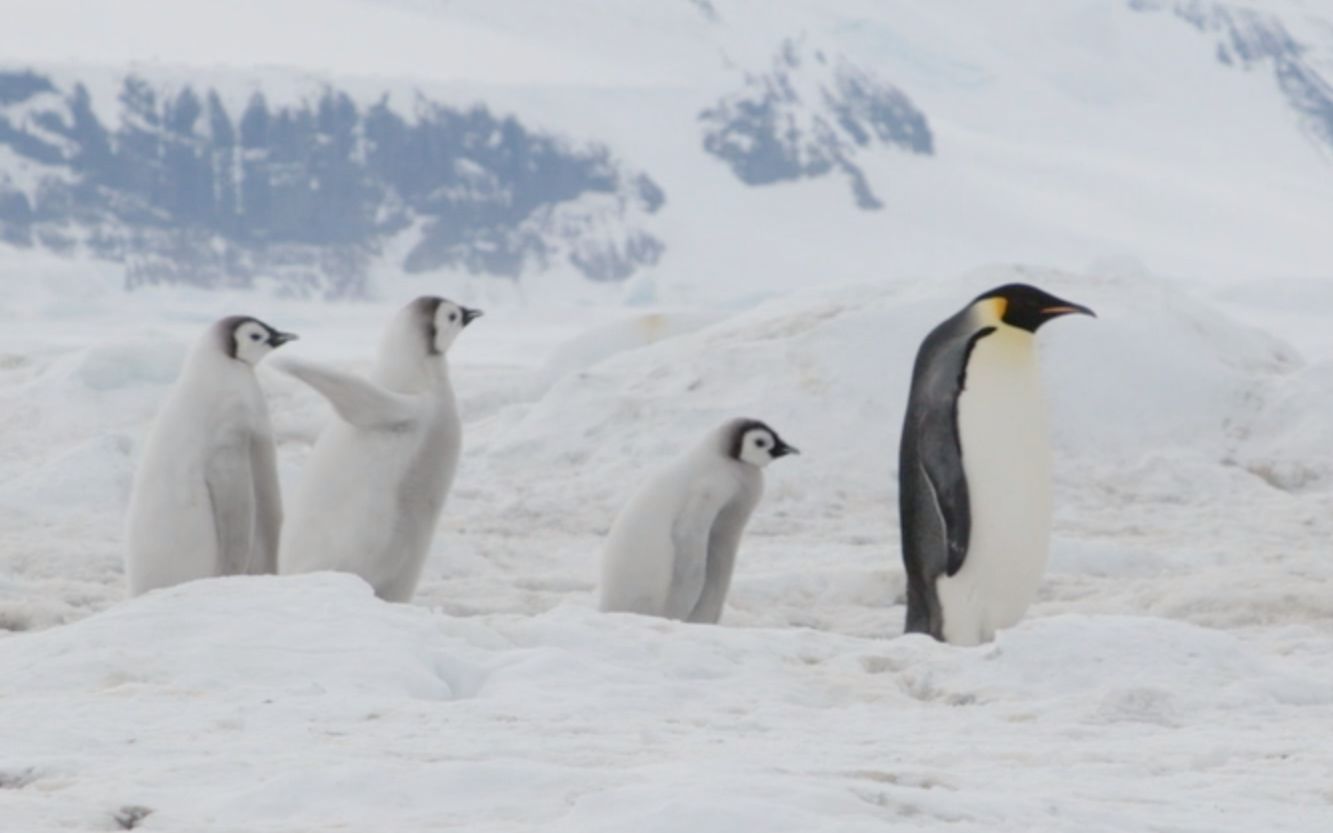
[937, 324, 1052, 646]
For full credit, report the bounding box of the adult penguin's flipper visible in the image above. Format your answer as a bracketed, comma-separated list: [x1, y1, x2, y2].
[915, 412, 972, 578]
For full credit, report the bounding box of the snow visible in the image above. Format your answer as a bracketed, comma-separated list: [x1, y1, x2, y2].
[532, 310, 726, 394]
[3, 252, 1333, 830]
[0, 0, 655, 88]
[2, 577, 1330, 831]
[3, 0, 1333, 829]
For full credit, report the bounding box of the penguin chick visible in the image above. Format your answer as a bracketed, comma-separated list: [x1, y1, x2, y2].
[599, 418, 798, 624]
[126, 316, 297, 595]
[278, 296, 482, 603]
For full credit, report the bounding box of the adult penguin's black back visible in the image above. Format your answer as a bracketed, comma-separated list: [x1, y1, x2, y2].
[898, 304, 978, 640]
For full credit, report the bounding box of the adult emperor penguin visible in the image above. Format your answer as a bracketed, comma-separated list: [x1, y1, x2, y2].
[278, 296, 481, 603]
[898, 283, 1094, 645]
[599, 418, 798, 624]
[126, 316, 297, 596]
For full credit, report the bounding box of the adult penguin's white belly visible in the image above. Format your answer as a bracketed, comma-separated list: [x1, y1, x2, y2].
[937, 328, 1053, 646]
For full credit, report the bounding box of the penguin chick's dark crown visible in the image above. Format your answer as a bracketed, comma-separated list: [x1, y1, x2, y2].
[411, 296, 482, 355]
[411, 297, 446, 355]
[973, 283, 1095, 332]
[729, 419, 798, 461]
[218, 315, 295, 358]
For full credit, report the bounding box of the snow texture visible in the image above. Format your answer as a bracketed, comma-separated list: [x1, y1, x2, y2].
[1, 0, 1333, 830]
[2, 257, 1332, 831]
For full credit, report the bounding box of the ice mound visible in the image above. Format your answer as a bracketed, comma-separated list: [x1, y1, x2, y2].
[474, 266, 1310, 536]
[0, 574, 459, 700]
[1232, 361, 1333, 492]
[0, 433, 133, 514]
[2, 572, 1329, 833]
[68, 339, 185, 392]
[535, 310, 725, 393]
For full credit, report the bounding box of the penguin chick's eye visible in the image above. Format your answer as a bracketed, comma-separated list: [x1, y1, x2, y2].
[755, 438, 768, 448]
[449, 312, 458, 322]
[250, 333, 262, 341]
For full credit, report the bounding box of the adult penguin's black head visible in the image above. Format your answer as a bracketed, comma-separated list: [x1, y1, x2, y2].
[973, 283, 1096, 333]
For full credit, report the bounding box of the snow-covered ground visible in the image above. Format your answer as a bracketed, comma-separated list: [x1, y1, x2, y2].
[4, 0, 1333, 828]
[2, 250, 1331, 831]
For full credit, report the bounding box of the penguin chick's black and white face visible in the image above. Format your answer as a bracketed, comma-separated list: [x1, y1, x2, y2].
[225, 317, 298, 365]
[415, 297, 483, 355]
[731, 420, 800, 468]
[971, 283, 1096, 333]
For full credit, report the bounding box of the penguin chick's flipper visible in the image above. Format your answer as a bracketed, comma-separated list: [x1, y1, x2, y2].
[915, 409, 972, 577]
[249, 430, 282, 574]
[686, 497, 750, 624]
[665, 491, 716, 621]
[205, 450, 257, 575]
[275, 357, 419, 430]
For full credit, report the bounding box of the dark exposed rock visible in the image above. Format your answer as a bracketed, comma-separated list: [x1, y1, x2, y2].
[0, 72, 665, 296]
[699, 38, 933, 210]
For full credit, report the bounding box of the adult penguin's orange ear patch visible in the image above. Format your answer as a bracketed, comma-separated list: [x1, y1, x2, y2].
[988, 297, 1009, 322]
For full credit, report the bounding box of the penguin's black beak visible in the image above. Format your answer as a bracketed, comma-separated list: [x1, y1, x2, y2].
[268, 331, 299, 348]
[1040, 301, 1096, 320]
[771, 440, 800, 459]
[461, 307, 484, 327]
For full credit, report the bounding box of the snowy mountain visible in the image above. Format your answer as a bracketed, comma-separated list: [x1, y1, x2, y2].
[2, 0, 1333, 299]
[0, 70, 663, 297]
[5, 4, 1333, 830]
[1132, 0, 1333, 153]
[699, 37, 934, 209]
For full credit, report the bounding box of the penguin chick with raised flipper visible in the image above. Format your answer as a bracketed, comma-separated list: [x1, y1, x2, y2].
[278, 296, 481, 603]
[899, 283, 1094, 645]
[599, 418, 798, 624]
[126, 316, 297, 596]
